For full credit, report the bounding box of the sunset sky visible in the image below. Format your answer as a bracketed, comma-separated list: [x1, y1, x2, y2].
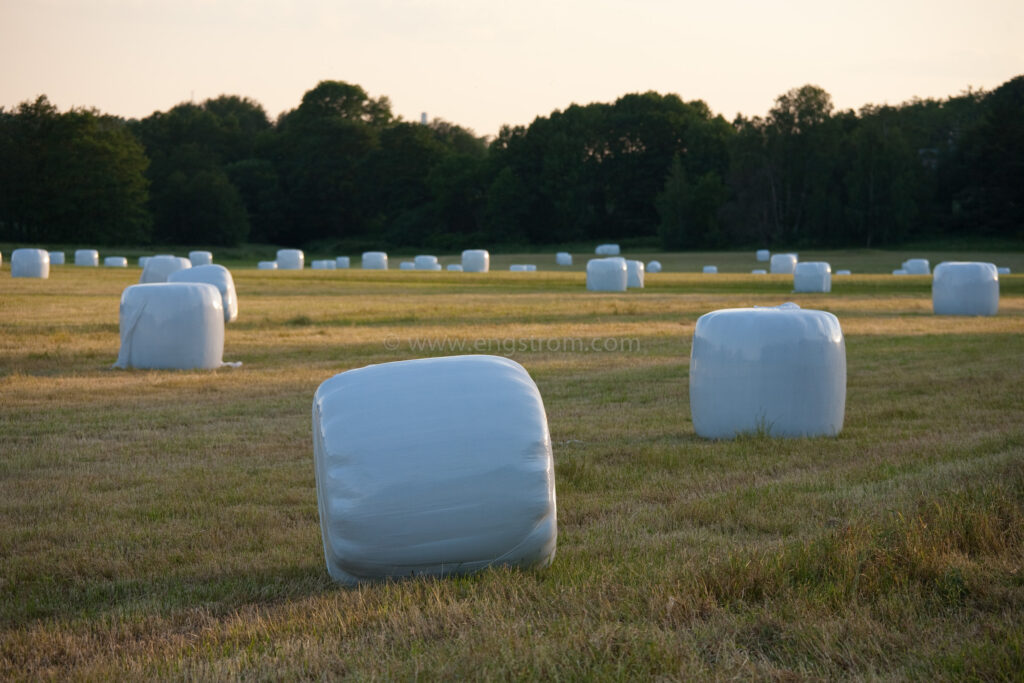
[2, 0, 1021, 136]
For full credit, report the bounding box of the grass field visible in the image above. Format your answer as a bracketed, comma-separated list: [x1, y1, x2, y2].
[2, 250, 1023, 679]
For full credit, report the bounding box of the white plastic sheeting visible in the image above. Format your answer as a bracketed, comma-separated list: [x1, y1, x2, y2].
[690, 303, 846, 439]
[997, 267, 1011, 275]
[586, 257, 628, 292]
[647, 260, 662, 273]
[932, 262, 999, 316]
[49, 251, 65, 265]
[595, 244, 621, 256]
[903, 258, 930, 275]
[311, 260, 336, 270]
[104, 256, 128, 267]
[168, 264, 239, 323]
[140, 255, 191, 283]
[277, 249, 304, 270]
[461, 249, 490, 273]
[756, 249, 770, 262]
[770, 253, 797, 274]
[627, 260, 645, 288]
[114, 283, 225, 370]
[189, 251, 213, 266]
[336, 257, 350, 269]
[11, 248, 50, 278]
[257, 261, 278, 270]
[75, 249, 99, 267]
[447, 264, 464, 272]
[311, 354, 557, 585]
[415, 255, 439, 270]
[793, 261, 831, 293]
[556, 252, 573, 266]
[400, 262, 416, 270]
[703, 266, 718, 274]
[362, 251, 388, 269]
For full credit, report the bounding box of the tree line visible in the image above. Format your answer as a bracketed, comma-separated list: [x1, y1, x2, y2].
[1, 76, 1020, 250]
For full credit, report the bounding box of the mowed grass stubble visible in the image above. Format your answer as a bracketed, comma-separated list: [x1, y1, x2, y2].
[1, 258, 1022, 679]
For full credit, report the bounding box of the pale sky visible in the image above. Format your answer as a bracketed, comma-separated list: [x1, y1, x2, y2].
[2, 0, 1021, 138]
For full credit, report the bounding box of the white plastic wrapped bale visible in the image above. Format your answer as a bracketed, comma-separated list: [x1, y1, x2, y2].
[835, 270, 851, 276]
[447, 264, 464, 272]
[415, 255, 439, 270]
[400, 262, 416, 270]
[627, 260, 645, 288]
[75, 249, 99, 267]
[138, 256, 150, 268]
[49, 251, 65, 265]
[932, 262, 999, 316]
[595, 244, 620, 256]
[277, 249, 304, 270]
[892, 269, 908, 275]
[751, 269, 767, 275]
[647, 260, 662, 273]
[997, 267, 1011, 275]
[336, 256, 350, 269]
[756, 249, 770, 262]
[114, 283, 225, 370]
[793, 261, 831, 293]
[257, 261, 278, 270]
[903, 258, 930, 275]
[362, 251, 388, 269]
[461, 249, 490, 273]
[11, 248, 50, 278]
[703, 266, 718, 274]
[690, 303, 846, 439]
[104, 256, 128, 267]
[586, 257, 628, 292]
[524, 265, 537, 272]
[140, 255, 191, 283]
[311, 260, 336, 270]
[311, 354, 557, 585]
[509, 265, 528, 272]
[168, 264, 239, 323]
[189, 250, 213, 266]
[556, 252, 573, 266]
[770, 253, 797, 274]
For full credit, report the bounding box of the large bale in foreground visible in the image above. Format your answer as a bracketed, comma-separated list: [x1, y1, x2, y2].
[793, 261, 831, 293]
[140, 255, 191, 283]
[75, 249, 99, 267]
[311, 354, 557, 585]
[277, 249, 304, 270]
[362, 251, 388, 270]
[770, 253, 797, 274]
[11, 248, 50, 278]
[932, 262, 999, 316]
[114, 283, 224, 370]
[586, 257, 627, 292]
[461, 249, 490, 273]
[627, 260, 645, 288]
[189, 251, 213, 266]
[168, 264, 238, 323]
[690, 303, 846, 439]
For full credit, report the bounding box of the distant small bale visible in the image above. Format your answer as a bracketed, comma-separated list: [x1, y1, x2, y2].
[932, 262, 999, 316]
[104, 257, 128, 268]
[362, 252, 388, 270]
[756, 249, 770, 262]
[647, 260, 662, 273]
[257, 261, 278, 270]
[461, 249, 490, 273]
[770, 253, 797, 274]
[595, 244, 620, 256]
[189, 251, 213, 266]
[277, 249, 304, 270]
[586, 257, 627, 292]
[556, 252, 573, 266]
[793, 261, 831, 293]
[75, 249, 99, 267]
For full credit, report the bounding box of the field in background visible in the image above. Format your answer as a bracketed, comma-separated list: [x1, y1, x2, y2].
[2, 252, 1023, 678]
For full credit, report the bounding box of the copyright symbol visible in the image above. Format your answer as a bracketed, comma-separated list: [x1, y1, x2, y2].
[383, 335, 400, 351]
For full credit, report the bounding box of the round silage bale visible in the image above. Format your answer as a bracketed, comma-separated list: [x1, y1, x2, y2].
[11, 248, 50, 278]
[461, 249, 489, 272]
[703, 265, 718, 274]
[257, 261, 278, 270]
[114, 282, 225, 370]
[770, 253, 797, 274]
[689, 303, 846, 439]
[627, 260, 645, 288]
[932, 262, 999, 316]
[49, 251, 65, 265]
[586, 257, 627, 292]
[447, 264, 464, 272]
[751, 269, 767, 275]
[336, 257, 350, 269]
[595, 244, 620, 256]
[140, 255, 191, 283]
[400, 262, 416, 270]
[104, 256, 128, 267]
[277, 249, 304, 270]
[647, 260, 662, 273]
[903, 258, 930, 275]
[556, 252, 573, 266]
[311, 260, 336, 270]
[997, 267, 1010, 275]
[189, 250, 213, 266]
[75, 249, 99, 267]
[835, 270, 851, 276]
[793, 261, 831, 293]
[892, 269, 908, 275]
[168, 264, 238, 323]
[311, 354, 558, 585]
[756, 249, 770, 262]
[362, 251, 388, 269]
[414, 255, 439, 270]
